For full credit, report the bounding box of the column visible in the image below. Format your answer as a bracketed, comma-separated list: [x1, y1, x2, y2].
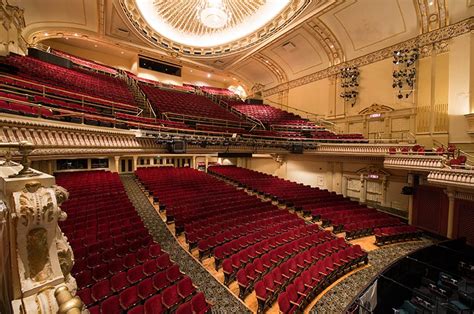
[407, 173, 414, 224]
[380, 177, 389, 207]
[342, 176, 348, 197]
[326, 162, 333, 192]
[132, 156, 138, 172]
[149, 157, 154, 166]
[205, 156, 209, 172]
[446, 188, 456, 239]
[47, 160, 53, 175]
[114, 156, 120, 173]
[359, 174, 366, 203]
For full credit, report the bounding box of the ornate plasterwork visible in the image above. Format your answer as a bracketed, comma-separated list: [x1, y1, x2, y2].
[359, 104, 395, 115]
[306, 18, 344, 65]
[263, 17, 473, 97]
[119, 0, 311, 57]
[414, 0, 448, 34]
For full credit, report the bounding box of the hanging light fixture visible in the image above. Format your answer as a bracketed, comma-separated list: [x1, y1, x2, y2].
[198, 0, 231, 29]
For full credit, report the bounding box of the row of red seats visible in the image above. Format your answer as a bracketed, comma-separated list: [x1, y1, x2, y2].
[185, 206, 283, 248]
[4, 55, 134, 104]
[51, 49, 118, 75]
[211, 219, 310, 270]
[276, 245, 367, 313]
[228, 101, 313, 127]
[230, 230, 341, 297]
[135, 168, 283, 235]
[196, 213, 300, 259]
[213, 223, 320, 270]
[374, 225, 422, 245]
[209, 166, 404, 241]
[140, 83, 242, 123]
[55, 170, 210, 313]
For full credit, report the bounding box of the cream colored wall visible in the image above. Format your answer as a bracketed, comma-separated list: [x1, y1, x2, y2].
[287, 78, 332, 116]
[243, 154, 410, 213]
[448, 33, 472, 144]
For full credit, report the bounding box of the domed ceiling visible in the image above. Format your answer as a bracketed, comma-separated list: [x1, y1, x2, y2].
[120, 0, 311, 56]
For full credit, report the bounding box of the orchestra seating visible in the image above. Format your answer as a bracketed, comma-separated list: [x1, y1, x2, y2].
[135, 167, 368, 312]
[56, 170, 209, 313]
[139, 83, 243, 123]
[208, 166, 409, 242]
[374, 225, 422, 246]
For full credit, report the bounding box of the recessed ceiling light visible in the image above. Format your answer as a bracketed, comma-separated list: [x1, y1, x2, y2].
[121, 51, 124, 54]
[65, 37, 69, 40]
[44, 32, 49, 36]
[190, 69, 193, 73]
[207, 73, 211, 78]
[329, 44, 334, 48]
[265, 60, 269, 63]
[94, 44, 98, 47]
[428, 0, 434, 5]
[74, 33, 79, 37]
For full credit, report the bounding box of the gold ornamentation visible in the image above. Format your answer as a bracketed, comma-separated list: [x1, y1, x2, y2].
[119, 0, 311, 56]
[55, 286, 83, 314]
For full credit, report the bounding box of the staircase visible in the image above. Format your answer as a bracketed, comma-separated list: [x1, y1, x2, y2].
[200, 89, 265, 130]
[118, 70, 157, 118]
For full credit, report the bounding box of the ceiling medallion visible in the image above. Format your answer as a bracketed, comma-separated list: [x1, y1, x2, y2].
[123, 0, 311, 56]
[198, 0, 231, 29]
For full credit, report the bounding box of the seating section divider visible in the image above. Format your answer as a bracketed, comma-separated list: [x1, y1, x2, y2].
[56, 170, 210, 314]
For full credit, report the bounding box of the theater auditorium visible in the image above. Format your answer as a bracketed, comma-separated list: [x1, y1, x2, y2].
[0, 0, 473, 313]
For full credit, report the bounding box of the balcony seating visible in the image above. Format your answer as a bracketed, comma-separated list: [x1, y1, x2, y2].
[3, 55, 135, 105]
[201, 86, 236, 97]
[140, 83, 243, 123]
[51, 49, 118, 75]
[56, 170, 208, 312]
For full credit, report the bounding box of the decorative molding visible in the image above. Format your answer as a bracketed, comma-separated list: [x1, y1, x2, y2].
[359, 104, 394, 115]
[428, 168, 474, 189]
[306, 18, 345, 65]
[316, 143, 412, 156]
[118, 0, 311, 57]
[263, 17, 473, 96]
[384, 155, 446, 171]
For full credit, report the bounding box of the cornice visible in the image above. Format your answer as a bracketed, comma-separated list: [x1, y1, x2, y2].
[263, 17, 473, 97]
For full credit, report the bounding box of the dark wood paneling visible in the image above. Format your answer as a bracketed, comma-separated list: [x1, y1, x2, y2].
[413, 185, 448, 236]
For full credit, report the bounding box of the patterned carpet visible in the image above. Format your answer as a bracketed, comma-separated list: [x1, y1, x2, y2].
[120, 174, 251, 313]
[309, 239, 434, 313]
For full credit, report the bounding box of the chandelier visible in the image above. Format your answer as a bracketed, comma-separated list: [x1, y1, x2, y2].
[198, 0, 231, 29]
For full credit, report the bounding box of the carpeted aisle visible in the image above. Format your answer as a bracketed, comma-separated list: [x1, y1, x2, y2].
[120, 174, 251, 313]
[309, 239, 433, 313]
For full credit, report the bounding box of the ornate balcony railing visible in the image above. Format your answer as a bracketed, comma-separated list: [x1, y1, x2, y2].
[427, 168, 474, 188]
[384, 154, 446, 170]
